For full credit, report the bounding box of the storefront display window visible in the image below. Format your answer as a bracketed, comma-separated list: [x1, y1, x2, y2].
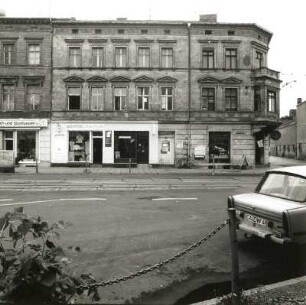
[17, 131, 36, 162]
[68, 132, 89, 162]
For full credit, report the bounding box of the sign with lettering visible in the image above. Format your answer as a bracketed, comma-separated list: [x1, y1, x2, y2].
[0, 119, 48, 128]
[0, 150, 14, 168]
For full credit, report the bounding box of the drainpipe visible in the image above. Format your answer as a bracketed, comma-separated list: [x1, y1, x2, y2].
[187, 22, 191, 158]
[49, 18, 54, 166]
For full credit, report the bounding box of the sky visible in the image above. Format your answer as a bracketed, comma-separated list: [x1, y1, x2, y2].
[1, 0, 305, 117]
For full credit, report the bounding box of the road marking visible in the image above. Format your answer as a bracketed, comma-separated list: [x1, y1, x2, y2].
[152, 198, 198, 201]
[0, 198, 107, 207]
[0, 199, 13, 202]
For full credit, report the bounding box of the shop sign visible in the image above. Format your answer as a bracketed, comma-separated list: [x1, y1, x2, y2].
[0, 119, 48, 128]
[0, 150, 14, 168]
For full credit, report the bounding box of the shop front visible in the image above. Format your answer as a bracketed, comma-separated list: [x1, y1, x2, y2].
[51, 121, 158, 166]
[0, 119, 49, 165]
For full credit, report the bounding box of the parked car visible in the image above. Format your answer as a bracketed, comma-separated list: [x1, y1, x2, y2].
[228, 166, 306, 245]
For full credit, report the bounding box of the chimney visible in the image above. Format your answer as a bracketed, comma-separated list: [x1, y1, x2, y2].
[116, 17, 127, 21]
[199, 14, 217, 23]
[0, 10, 6, 17]
[297, 98, 302, 105]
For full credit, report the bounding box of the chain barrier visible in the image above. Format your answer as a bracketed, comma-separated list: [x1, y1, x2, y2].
[77, 219, 229, 291]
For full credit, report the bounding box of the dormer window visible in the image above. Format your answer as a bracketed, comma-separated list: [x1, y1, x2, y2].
[72, 29, 79, 34]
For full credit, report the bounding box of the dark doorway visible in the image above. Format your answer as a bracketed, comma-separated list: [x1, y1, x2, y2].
[209, 132, 230, 163]
[93, 138, 103, 164]
[137, 132, 149, 164]
[255, 132, 264, 165]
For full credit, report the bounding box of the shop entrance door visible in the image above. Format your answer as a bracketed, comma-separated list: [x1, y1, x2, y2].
[137, 132, 149, 164]
[93, 136, 103, 164]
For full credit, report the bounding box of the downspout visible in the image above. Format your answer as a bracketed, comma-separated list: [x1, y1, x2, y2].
[49, 18, 54, 166]
[187, 22, 191, 158]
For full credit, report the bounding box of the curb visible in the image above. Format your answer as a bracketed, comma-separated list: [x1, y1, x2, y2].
[194, 275, 306, 305]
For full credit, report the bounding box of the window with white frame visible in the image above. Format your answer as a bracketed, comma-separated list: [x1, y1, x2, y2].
[137, 87, 149, 110]
[225, 88, 238, 111]
[114, 87, 127, 110]
[1, 85, 14, 111]
[268, 90, 276, 112]
[2, 43, 15, 65]
[115, 47, 127, 67]
[90, 87, 104, 110]
[225, 48, 237, 69]
[255, 51, 263, 69]
[92, 47, 104, 67]
[68, 87, 81, 110]
[28, 44, 41, 65]
[161, 48, 173, 68]
[69, 46, 81, 67]
[3, 130, 13, 150]
[201, 87, 215, 111]
[161, 87, 173, 110]
[202, 49, 214, 69]
[138, 47, 150, 68]
[27, 85, 40, 110]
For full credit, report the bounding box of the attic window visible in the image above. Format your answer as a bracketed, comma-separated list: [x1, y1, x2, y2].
[164, 29, 171, 34]
[95, 29, 102, 34]
[141, 29, 148, 34]
[205, 30, 212, 35]
[228, 30, 235, 36]
[118, 29, 125, 34]
[72, 29, 79, 34]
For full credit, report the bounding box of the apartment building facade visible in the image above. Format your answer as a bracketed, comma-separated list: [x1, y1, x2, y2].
[0, 15, 281, 167]
[0, 18, 52, 165]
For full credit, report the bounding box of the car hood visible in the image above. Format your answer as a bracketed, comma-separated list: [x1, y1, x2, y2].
[232, 193, 302, 218]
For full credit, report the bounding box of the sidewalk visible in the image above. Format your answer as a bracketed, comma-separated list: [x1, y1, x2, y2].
[9, 156, 306, 177]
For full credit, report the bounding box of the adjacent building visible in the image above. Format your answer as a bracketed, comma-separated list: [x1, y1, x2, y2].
[0, 15, 281, 168]
[0, 17, 52, 165]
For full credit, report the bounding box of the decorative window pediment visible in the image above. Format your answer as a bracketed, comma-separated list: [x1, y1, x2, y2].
[63, 75, 85, 83]
[0, 76, 19, 84]
[156, 76, 177, 83]
[197, 77, 219, 84]
[133, 75, 154, 83]
[110, 76, 131, 83]
[23, 76, 44, 86]
[221, 77, 242, 84]
[87, 76, 108, 83]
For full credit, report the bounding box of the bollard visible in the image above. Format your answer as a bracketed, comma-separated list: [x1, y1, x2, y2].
[35, 158, 38, 174]
[228, 207, 240, 303]
[129, 158, 131, 174]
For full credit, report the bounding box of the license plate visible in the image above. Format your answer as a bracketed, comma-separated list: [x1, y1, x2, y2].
[246, 214, 267, 226]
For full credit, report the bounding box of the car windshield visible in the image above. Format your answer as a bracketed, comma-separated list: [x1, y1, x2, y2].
[258, 173, 306, 202]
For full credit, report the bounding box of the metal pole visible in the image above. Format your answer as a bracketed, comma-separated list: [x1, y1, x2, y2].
[129, 158, 131, 174]
[228, 207, 240, 302]
[35, 158, 38, 174]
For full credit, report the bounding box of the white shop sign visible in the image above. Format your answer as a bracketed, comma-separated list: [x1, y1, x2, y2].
[0, 119, 48, 128]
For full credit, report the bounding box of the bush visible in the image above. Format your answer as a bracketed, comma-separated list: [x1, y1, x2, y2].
[0, 207, 100, 304]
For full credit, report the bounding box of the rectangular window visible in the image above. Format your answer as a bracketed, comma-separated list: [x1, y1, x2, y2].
[161, 48, 173, 68]
[68, 131, 90, 162]
[28, 44, 41, 65]
[115, 47, 127, 67]
[68, 87, 81, 110]
[27, 85, 40, 110]
[2, 44, 15, 65]
[268, 91, 276, 112]
[254, 86, 261, 111]
[201, 88, 215, 111]
[161, 87, 173, 110]
[90, 87, 104, 110]
[225, 88, 238, 111]
[92, 47, 104, 67]
[114, 87, 127, 110]
[255, 51, 263, 69]
[4, 131, 13, 150]
[138, 47, 150, 68]
[69, 47, 81, 67]
[137, 87, 149, 110]
[2, 85, 14, 111]
[225, 48, 237, 69]
[202, 49, 214, 69]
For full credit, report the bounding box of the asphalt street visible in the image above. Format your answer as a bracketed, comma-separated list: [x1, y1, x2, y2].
[0, 175, 303, 304]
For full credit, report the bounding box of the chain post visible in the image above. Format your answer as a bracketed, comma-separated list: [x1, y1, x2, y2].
[228, 207, 240, 303]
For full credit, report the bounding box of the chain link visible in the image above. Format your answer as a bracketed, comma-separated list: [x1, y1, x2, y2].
[77, 219, 229, 290]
